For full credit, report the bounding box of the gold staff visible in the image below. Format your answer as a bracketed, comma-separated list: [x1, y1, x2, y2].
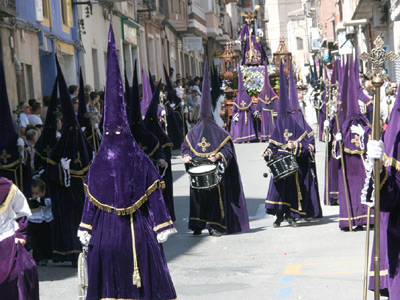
[331, 88, 353, 231]
[359, 36, 399, 300]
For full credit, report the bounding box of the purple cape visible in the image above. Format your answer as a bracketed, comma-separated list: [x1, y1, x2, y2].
[239, 23, 268, 65]
[46, 56, 93, 262]
[230, 65, 257, 143]
[182, 60, 249, 234]
[79, 24, 176, 300]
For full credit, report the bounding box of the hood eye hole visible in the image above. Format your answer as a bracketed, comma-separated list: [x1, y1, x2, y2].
[105, 130, 110, 135]
[114, 129, 121, 135]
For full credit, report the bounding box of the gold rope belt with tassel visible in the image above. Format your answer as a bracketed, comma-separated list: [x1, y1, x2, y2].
[233, 102, 253, 124]
[130, 214, 141, 288]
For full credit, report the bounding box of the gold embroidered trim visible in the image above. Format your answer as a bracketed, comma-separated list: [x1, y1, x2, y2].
[147, 142, 160, 158]
[295, 172, 303, 210]
[0, 159, 20, 169]
[79, 222, 93, 230]
[343, 147, 366, 155]
[269, 131, 308, 147]
[233, 101, 253, 111]
[185, 135, 232, 158]
[338, 214, 374, 221]
[189, 217, 227, 229]
[53, 249, 82, 255]
[217, 152, 228, 167]
[162, 143, 173, 149]
[380, 171, 388, 189]
[84, 180, 163, 216]
[296, 143, 303, 157]
[47, 158, 91, 175]
[217, 184, 225, 219]
[0, 184, 16, 215]
[264, 200, 306, 215]
[308, 131, 315, 138]
[330, 191, 339, 194]
[153, 220, 173, 232]
[384, 154, 400, 171]
[258, 95, 278, 105]
[233, 134, 256, 143]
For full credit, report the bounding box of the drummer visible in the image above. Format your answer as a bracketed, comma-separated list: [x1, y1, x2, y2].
[262, 61, 322, 227]
[182, 61, 250, 237]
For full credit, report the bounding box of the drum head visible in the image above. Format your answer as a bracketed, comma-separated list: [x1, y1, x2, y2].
[188, 164, 216, 174]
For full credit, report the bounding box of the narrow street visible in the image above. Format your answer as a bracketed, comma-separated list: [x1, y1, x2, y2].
[38, 127, 380, 300]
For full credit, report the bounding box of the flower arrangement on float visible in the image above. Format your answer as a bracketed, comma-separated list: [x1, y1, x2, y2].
[240, 64, 278, 96]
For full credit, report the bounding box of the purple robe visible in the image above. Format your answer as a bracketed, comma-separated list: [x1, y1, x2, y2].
[256, 62, 278, 141]
[182, 60, 249, 234]
[230, 66, 257, 143]
[46, 56, 93, 262]
[79, 25, 176, 300]
[0, 178, 39, 300]
[238, 24, 268, 65]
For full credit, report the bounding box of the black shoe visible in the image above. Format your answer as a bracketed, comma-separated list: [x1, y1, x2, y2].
[353, 225, 364, 231]
[330, 199, 339, 206]
[273, 217, 284, 228]
[193, 229, 202, 236]
[208, 229, 221, 237]
[341, 227, 350, 232]
[369, 224, 374, 230]
[287, 218, 298, 227]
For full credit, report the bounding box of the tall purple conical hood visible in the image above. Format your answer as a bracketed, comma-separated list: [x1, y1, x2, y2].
[337, 58, 350, 125]
[346, 55, 360, 117]
[50, 55, 92, 170]
[85, 23, 162, 210]
[353, 51, 371, 104]
[235, 65, 252, 107]
[278, 60, 291, 114]
[288, 59, 301, 111]
[77, 67, 91, 129]
[131, 60, 143, 123]
[258, 61, 277, 103]
[35, 77, 59, 170]
[148, 70, 155, 93]
[141, 67, 152, 116]
[199, 60, 213, 120]
[269, 60, 308, 145]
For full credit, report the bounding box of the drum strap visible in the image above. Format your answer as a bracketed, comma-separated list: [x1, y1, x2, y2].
[295, 172, 303, 211]
[130, 214, 142, 288]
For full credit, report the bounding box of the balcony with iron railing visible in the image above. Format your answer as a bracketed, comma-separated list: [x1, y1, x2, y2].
[0, 0, 16, 17]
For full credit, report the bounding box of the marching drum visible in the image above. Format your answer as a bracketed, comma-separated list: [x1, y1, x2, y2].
[188, 164, 222, 190]
[266, 154, 299, 182]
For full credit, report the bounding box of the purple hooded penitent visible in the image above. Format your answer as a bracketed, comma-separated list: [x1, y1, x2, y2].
[34, 77, 59, 173]
[181, 60, 250, 234]
[163, 66, 184, 149]
[78, 24, 176, 300]
[144, 81, 175, 221]
[45, 56, 93, 262]
[256, 61, 278, 141]
[238, 23, 268, 65]
[0, 61, 26, 190]
[265, 61, 321, 219]
[333, 54, 372, 230]
[230, 65, 257, 143]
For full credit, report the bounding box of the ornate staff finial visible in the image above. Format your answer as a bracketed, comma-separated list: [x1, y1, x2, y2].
[359, 36, 399, 82]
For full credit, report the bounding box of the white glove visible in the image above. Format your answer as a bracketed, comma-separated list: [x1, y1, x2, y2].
[156, 228, 177, 243]
[181, 101, 185, 106]
[81, 126, 86, 132]
[234, 40, 241, 46]
[142, 115, 145, 120]
[323, 120, 330, 128]
[60, 158, 71, 170]
[170, 103, 176, 108]
[350, 124, 365, 137]
[56, 131, 61, 139]
[77, 230, 91, 247]
[253, 111, 260, 118]
[335, 132, 342, 141]
[367, 140, 384, 161]
[161, 109, 166, 116]
[232, 113, 239, 122]
[257, 28, 264, 38]
[358, 100, 365, 114]
[94, 123, 99, 129]
[17, 137, 24, 148]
